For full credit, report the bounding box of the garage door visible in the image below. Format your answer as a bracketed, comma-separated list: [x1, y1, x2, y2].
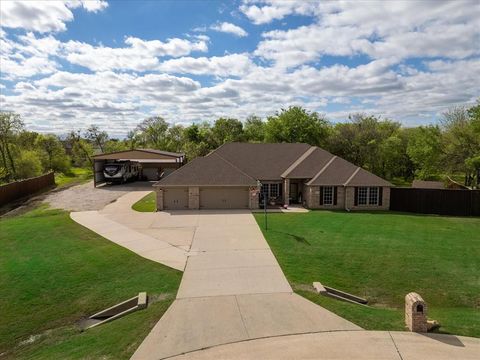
[200, 187, 249, 209]
[163, 188, 188, 210]
[142, 166, 160, 180]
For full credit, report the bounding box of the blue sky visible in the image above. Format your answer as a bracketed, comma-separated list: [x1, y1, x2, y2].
[0, 0, 479, 136]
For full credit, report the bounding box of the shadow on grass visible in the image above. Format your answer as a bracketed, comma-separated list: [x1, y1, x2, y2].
[269, 230, 311, 245]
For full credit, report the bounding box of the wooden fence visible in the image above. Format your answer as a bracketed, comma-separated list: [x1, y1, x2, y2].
[390, 188, 480, 216]
[0, 172, 55, 207]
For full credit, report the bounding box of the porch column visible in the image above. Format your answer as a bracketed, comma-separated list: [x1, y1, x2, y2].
[284, 178, 290, 206]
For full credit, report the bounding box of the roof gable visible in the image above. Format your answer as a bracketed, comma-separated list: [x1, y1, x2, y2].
[307, 156, 357, 185]
[284, 147, 335, 179]
[155, 153, 257, 186]
[345, 167, 393, 187]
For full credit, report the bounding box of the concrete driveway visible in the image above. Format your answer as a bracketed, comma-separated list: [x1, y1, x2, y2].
[131, 209, 359, 360]
[69, 190, 479, 360]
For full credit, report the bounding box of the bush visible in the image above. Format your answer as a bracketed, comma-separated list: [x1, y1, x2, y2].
[15, 150, 42, 179]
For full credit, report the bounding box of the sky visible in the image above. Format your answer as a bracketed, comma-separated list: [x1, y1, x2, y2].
[0, 0, 479, 137]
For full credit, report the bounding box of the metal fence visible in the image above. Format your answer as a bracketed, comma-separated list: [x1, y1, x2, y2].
[390, 188, 480, 216]
[0, 172, 55, 207]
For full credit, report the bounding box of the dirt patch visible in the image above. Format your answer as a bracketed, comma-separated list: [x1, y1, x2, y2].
[43, 181, 155, 212]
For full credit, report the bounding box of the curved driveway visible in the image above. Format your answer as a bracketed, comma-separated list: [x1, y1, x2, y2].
[70, 190, 479, 360]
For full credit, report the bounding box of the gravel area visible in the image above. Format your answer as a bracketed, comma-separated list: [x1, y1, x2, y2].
[44, 181, 155, 211]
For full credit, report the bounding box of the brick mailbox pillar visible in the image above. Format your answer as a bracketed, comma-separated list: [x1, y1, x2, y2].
[405, 292, 428, 332]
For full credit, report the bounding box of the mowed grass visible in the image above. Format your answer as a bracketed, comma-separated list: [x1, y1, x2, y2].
[0, 206, 182, 359]
[132, 191, 156, 212]
[254, 211, 480, 337]
[55, 167, 92, 188]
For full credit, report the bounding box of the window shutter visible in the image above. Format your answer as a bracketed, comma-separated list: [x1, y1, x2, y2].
[378, 187, 383, 206]
[354, 187, 358, 206]
[279, 183, 283, 196]
[319, 187, 324, 205]
[333, 186, 338, 205]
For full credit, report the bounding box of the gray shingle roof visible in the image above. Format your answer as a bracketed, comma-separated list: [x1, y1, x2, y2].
[307, 156, 358, 185]
[284, 147, 335, 179]
[155, 153, 257, 186]
[154, 142, 392, 188]
[345, 167, 393, 187]
[214, 142, 311, 180]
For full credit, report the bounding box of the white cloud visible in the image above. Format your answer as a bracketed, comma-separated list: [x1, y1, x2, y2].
[0, 32, 61, 79]
[0, 0, 108, 33]
[210, 22, 248, 37]
[239, 0, 317, 24]
[253, 0, 480, 68]
[63, 36, 209, 71]
[158, 54, 255, 77]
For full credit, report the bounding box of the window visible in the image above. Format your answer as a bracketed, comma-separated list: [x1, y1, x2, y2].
[357, 187, 380, 206]
[269, 183, 279, 198]
[369, 187, 379, 205]
[260, 183, 282, 202]
[323, 186, 334, 205]
[358, 187, 368, 205]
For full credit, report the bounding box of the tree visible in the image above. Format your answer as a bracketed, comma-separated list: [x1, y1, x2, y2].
[244, 115, 266, 142]
[36, 134, 71, 173]
[164, 125, 185, 153]
[182, 123, 215, 159]
[85, 125, 109, 153]
[406, 125, 443, 180]
[0, 112, 24, 180]
[210, 118, 244, 147]
[441, 105, 480, 186]
[135, 116, 169, 148]
[265, 106, 330, 146]
[67, 130, 93, 167]
[328, 114, 403, 179]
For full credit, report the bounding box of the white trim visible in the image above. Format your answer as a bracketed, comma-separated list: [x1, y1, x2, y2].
[344, 167, 360, 186]
[281, 146, 317, 178]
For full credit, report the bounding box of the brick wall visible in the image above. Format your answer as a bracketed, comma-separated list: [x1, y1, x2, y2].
[345, 186, 390, 210]
[305, 185, 345, 209]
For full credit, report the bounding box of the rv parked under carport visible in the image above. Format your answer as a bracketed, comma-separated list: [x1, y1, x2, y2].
[92, 149, 184, 187]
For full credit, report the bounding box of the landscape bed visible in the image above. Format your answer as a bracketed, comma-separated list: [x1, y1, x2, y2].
[254, 210, 480, 338]
[0, 206, 182, 359]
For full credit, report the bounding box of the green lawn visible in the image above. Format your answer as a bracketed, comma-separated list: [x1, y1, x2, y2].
[132, 191, 156, 212]
[54, 167, 92, 188]
[0, 206, 182, 359]
[254, 210, 480, 338]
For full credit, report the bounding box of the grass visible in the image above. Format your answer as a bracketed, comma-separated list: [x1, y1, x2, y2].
[254, 210, 480, 338]
[0, 206, 182, 359]
[132, 191, 156, 212]
[54, 167, 92, 188]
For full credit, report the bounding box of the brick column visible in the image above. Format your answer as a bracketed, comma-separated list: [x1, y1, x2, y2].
[284, 178, 290, 206]
[156, 188, 164, 211]
[188, 187, 199, 209]
[249, 186, 260, 209]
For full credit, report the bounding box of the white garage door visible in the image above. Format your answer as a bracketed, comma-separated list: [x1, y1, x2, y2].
[163, 188, 188, 210]
[200, 187, 249, 209]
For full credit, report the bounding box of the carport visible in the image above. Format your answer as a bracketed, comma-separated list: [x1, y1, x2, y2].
[92, 149, 184, 187]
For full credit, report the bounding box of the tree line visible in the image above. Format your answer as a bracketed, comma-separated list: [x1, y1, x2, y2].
[1, 101, 479, 187]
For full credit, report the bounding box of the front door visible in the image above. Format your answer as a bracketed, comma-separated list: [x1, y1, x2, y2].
[290, 183, 298, 203]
